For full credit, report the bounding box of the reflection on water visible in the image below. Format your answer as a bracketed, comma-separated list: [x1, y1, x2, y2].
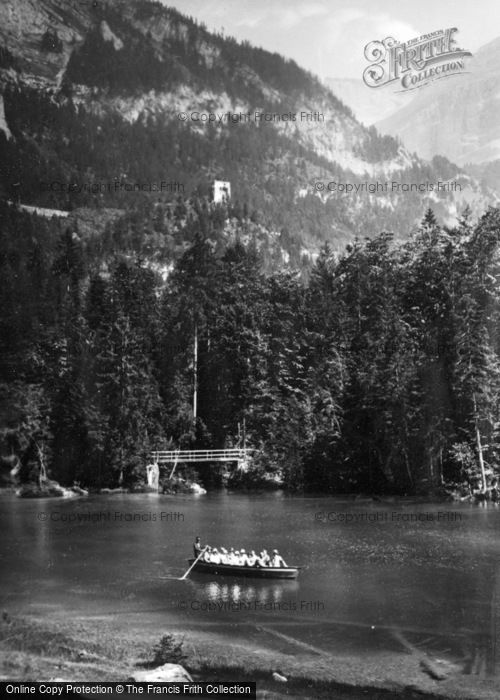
[196, 577, 299, 604]
[2, 492, 500, 682]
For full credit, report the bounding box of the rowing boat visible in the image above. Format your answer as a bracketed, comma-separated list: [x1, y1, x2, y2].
[187, 558, 300, 579]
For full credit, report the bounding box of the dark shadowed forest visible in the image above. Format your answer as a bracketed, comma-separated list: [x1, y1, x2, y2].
[2, 200, 500, 495]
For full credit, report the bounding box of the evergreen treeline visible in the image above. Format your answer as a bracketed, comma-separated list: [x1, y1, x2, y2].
[2, 202, 500, 494]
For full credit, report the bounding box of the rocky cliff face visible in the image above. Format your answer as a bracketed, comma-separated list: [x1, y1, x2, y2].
[0, 0, 91, 84]
[377, 38, 500, 167]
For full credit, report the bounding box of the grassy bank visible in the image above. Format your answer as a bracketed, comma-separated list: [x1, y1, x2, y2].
[1, 613, 499, 699]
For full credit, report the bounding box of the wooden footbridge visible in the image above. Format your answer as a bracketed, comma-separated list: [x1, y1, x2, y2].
[147, 448, 252, 490]
[151, 449, 251, 465]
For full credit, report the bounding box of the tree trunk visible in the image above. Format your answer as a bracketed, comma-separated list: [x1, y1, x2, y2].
[36, 442, 47, 488]
[473, 392, 487, 492]
[193, 323, 198, 422]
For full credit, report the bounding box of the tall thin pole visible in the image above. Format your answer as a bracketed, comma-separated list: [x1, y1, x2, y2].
[193, 323, 198, 422]
[473, 392, 487, 492]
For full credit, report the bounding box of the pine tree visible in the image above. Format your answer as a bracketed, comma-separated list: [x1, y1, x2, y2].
[452, 209, 500, 490]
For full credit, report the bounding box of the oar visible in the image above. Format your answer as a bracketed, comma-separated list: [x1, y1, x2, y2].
[179, 545, 208, 580]
[159, 546, 209, 581]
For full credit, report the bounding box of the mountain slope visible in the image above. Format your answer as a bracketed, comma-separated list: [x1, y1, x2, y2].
[377, 37, 500, 167]
[0, 0, 497, 262]
[325, 77, 412, 126]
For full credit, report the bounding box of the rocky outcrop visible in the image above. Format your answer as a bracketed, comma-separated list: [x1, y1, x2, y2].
[0, 0, 92, 87]
[100, 20, 123, 51]
[0, 94, 12, 139]
[272, 672, 287, 682]
[129, 663, 192, 683]
[0, 453, 19, 486]
[162, 477, 206, 495]
[16, 480, 88, 498]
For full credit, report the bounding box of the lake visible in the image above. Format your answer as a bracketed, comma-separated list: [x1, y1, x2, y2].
[1, 491, 499, 679]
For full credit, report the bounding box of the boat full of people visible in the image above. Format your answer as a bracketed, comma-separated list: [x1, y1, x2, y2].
[189, 538, 300, 579]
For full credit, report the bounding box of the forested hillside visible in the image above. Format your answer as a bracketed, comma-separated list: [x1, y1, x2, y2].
[1, 0, 500, 495]
[2, 201, 500, 494]
[0, 0, 495, 258]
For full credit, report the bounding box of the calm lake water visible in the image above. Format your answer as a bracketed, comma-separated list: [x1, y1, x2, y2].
[1, 491, 500, 676]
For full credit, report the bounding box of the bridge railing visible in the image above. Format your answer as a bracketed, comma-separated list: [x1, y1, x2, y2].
[150, 449, 252, 463]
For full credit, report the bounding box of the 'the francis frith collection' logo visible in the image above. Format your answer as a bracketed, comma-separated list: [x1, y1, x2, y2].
[363, 28, 472, 91]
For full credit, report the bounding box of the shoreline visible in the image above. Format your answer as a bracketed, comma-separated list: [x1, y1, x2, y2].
[0, 485, 474, 505]
[1, 613, 498, 699]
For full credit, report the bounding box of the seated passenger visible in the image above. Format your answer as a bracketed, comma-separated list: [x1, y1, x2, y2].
[210, 547, 221, 564]
[227, 547, 237, 564]
[247, 550, 258, 566]
[253, 551, 265, 567]
[202, 546, 212, 562]
[270, 549, 287, 568]
[240, 548, 250, 566]
[233, 550, 243, 565]
[260, 549, 270, 566]
[219, 547, 229, 564]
